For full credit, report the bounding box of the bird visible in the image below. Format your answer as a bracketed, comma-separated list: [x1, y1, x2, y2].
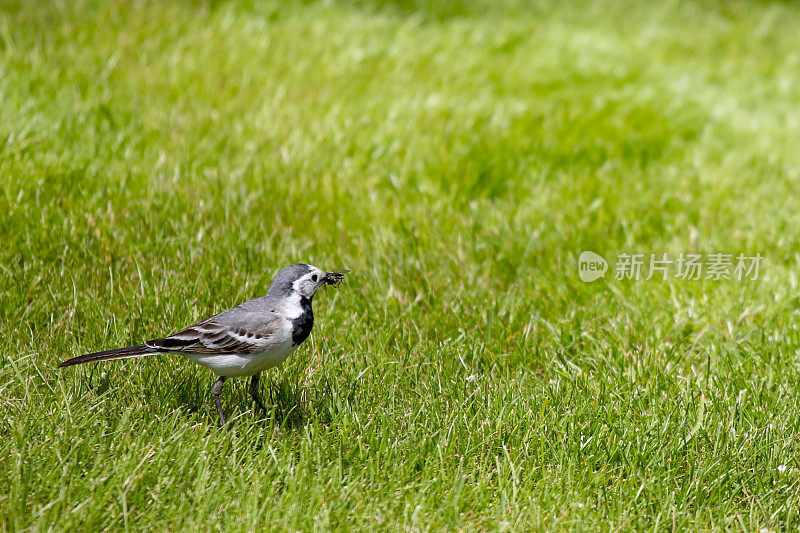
[58, 263, 346, 426]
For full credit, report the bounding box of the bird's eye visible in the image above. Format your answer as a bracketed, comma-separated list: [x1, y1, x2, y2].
[311, 274, 318, 282]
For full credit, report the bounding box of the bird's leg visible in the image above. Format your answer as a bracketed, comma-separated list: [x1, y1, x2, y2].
[249, 373, 268, 415]
[211, 376, 227, 427]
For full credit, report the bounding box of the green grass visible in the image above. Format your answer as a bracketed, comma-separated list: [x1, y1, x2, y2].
[2, 0, 800, 529]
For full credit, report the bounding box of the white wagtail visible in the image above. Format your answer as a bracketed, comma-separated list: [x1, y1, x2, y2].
[58, 263, 346, 425]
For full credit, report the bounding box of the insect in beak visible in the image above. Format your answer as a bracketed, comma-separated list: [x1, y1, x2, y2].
[323, 270, 348, 288]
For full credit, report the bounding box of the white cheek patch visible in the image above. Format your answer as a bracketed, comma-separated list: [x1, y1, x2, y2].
[293, 279, 303, 293]
[292, 275, 320, 299]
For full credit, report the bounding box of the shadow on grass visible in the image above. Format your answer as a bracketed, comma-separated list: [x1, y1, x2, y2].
[68, 359, 343, 430]
[170, 372, 334, 429]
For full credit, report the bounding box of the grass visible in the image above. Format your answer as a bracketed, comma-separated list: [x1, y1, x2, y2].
[2, 0, 800, 529]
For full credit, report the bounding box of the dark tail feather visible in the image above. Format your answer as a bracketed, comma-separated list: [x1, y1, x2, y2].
[58, 344, 158, 368]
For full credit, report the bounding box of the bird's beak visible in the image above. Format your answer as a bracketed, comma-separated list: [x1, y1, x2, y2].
[323, 270, 348, 287]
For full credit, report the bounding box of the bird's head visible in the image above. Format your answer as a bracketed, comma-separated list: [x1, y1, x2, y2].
[269, 263, 347, 300]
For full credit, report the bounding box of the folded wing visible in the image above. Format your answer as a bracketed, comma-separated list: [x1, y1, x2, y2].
[146, 317, 280, 355]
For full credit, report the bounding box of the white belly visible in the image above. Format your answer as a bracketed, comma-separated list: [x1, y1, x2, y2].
[184, 343, 298, 377]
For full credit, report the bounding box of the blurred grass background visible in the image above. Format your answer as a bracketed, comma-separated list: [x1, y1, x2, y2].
[2, 0, 800, 529]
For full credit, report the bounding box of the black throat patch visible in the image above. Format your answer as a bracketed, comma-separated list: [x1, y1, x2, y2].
[291, 296, 314, 346]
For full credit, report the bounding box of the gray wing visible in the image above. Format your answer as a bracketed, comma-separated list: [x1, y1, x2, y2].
[146, 314, 281, 355]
